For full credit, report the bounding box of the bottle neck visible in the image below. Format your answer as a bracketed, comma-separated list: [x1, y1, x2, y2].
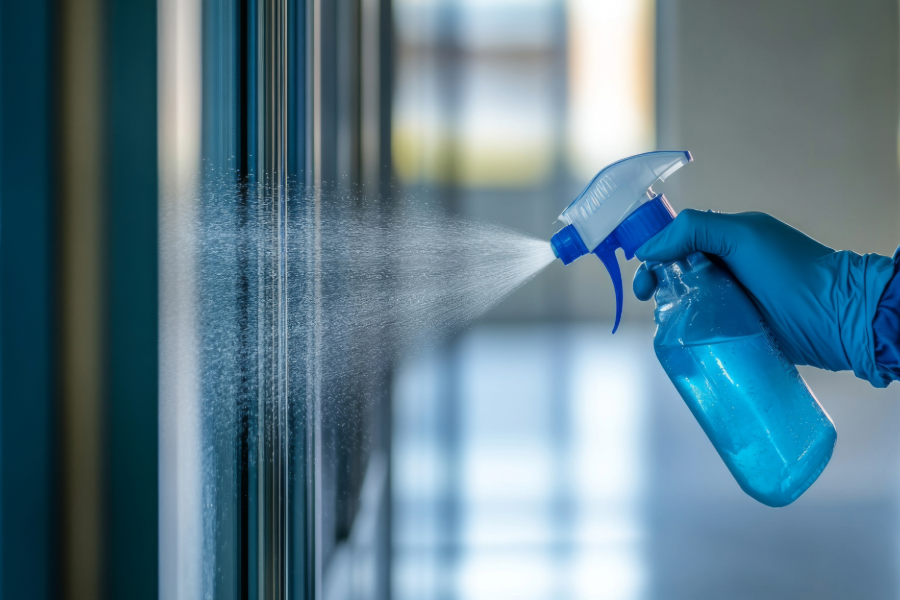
[654, 261, 690, 305]
[652, 252, 711, 319]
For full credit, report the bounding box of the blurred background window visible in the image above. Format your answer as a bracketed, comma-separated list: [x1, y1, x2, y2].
[565, 0, 655, 180]
[394, 0, 655, 189]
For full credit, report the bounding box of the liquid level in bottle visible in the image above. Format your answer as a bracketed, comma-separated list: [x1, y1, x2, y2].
[656, 332, 836, 507]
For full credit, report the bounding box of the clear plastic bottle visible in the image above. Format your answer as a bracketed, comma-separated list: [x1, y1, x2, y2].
[550, 151, 838, 506]
[652, 252, 837, 507]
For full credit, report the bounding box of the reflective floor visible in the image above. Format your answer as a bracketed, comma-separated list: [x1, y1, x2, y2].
[393, 323, 900, 600]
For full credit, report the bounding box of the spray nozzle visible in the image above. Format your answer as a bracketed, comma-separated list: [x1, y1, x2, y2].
[550, 150, 693, 333]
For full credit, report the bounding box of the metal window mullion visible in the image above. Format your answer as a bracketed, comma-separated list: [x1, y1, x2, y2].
[258, 0, 291, 598]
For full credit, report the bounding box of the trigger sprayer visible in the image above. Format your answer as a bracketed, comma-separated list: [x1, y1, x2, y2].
[550, 150, 692, 333]
[550, 151, 837, 508]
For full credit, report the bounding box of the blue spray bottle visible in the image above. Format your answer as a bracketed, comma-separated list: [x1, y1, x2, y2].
[550, 151, 836, 507]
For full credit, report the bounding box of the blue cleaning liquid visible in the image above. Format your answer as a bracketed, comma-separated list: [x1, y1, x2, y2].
[653, 253, 836, 507]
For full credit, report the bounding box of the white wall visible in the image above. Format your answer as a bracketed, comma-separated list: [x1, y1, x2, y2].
[658, 0, 899, 255]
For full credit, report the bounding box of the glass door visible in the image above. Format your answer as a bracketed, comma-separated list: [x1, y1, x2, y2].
[159, 1, 393, 598]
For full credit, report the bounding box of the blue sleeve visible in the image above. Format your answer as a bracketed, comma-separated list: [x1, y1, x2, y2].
[873, 247, 900, 381]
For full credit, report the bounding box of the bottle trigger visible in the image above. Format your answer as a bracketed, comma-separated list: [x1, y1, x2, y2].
[594, 235, 623, 334]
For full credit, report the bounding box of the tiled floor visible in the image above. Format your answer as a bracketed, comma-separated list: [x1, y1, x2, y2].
[393, 322, 900, 600]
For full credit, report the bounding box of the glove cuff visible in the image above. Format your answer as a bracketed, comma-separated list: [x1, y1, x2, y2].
[840, 251, 895, 388]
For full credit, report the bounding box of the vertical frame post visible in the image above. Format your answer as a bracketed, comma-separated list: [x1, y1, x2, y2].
[106, 0, 159, 597]
[0, 2, 57, 596]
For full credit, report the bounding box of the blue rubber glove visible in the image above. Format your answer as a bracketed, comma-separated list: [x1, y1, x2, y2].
[632, 210, 896, 387]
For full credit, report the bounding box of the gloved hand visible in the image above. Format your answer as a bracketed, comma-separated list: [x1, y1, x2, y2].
[632, 210, 896, 387]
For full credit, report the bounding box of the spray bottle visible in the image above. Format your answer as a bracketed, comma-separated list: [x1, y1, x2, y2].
[551, 151, 836, 507]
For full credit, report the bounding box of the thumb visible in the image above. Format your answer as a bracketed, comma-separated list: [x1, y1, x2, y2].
[635, 209, 738, 263]
[632, 263, 657, 301]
